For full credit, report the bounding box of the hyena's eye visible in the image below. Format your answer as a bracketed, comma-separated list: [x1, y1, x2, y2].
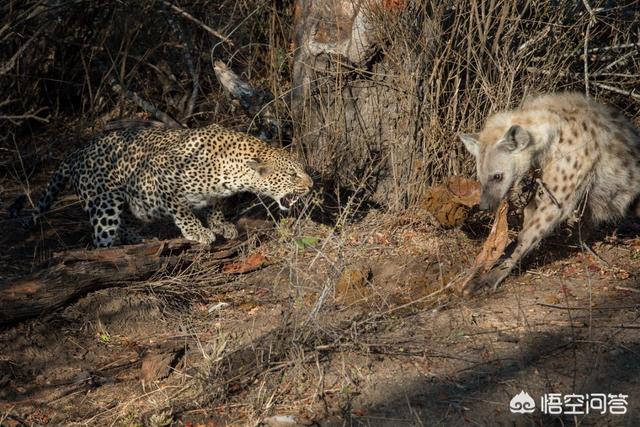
[491, 173, 503, 182]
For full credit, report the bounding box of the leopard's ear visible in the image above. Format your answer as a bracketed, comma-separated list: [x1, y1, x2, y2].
[247, 158, 272, 176]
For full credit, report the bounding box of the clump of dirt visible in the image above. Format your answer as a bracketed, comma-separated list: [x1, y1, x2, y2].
[420, 176, 481, 228]
[335, 264, 372, 305]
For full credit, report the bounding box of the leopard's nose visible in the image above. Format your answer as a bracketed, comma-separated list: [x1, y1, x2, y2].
[302, 174, 313, 189]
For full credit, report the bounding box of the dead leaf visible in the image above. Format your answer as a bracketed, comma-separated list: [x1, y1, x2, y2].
[473, 200, 509, 272]
[260, 415, 300, 426]
[616, 269, 630, 280]
[222, 252, 270, 274]
[382, 0, 406, 12]
[370, 232, 389, 245]
[543, 295, 560, 305]
[352, 407, 366, 416]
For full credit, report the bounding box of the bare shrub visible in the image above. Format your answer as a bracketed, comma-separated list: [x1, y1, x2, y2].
[0, 0, 294, 141]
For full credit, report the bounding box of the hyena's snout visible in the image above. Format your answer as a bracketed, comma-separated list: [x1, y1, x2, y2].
[479, 190, 502, 211]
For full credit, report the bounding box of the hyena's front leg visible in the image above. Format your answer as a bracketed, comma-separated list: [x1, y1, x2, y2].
[464, 195, 566, 296]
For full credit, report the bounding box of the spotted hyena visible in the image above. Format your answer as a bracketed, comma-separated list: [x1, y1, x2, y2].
[460, 92, 640, 294]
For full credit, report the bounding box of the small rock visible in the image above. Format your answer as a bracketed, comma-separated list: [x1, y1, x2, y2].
[208, 302, 229, 313]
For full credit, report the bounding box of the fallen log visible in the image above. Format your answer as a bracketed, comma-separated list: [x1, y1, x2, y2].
[0, 239, 240, 326]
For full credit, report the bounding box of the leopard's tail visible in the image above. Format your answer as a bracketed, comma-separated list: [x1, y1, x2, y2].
[10, 160, 70, 228]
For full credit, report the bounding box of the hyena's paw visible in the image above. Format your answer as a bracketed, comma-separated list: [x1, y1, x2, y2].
[462, 266, 509, 297]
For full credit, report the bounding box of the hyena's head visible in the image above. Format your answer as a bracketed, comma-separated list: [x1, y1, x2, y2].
[459, 123, 533, 211]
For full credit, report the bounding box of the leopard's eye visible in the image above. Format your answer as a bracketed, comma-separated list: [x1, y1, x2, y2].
[492, 173, 503, 182]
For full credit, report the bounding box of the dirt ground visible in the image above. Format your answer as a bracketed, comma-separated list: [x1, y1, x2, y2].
[2, 151, 640, 427]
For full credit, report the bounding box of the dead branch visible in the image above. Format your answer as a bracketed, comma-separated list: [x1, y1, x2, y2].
[163, 9, 199, 119]
[0, 239, 240, 325]
[592, 50, 638, 77]
[0, 109, 49, 125]
[592, 82, 640, 101]
[160, 0, 233, 46]
[582, 0, 595, 94]
[94, 58, 184, 128]
[0, 27, 43, 77]
[213, 60, 288, 142]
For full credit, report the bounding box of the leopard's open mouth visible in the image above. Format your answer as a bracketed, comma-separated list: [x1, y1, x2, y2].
[278, 193, 303, 211]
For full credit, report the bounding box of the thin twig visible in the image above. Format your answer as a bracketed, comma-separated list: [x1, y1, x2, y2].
[592, 82, 640, 101]
[162, 7, 199, 119]
[0, 27, 44, 77]
[614, 286, 640, 294]
[584, 42, 640, 54]
[592, 50, 638, 77]
[160, 0, 233, 46]
[535, 178, 561, 208]
[581, 0, 595, 95]
[0, 109, 49, 125]
[94, 58, 183, 128]
[537, 303, 640, 310]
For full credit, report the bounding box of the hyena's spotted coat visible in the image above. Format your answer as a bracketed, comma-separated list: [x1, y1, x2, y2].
[460, 92, 640, 293]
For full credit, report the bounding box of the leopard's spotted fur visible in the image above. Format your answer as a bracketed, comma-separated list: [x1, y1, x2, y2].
[23, 124, 312, 247]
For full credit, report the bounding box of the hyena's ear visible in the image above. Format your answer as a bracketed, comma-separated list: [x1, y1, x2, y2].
[500, 125, 530, 152]
[459, 133, 480, 158]
[247, 158, 273, 176]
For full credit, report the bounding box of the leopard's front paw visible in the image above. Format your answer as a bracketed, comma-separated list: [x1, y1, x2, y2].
[209, 221, 238, 240]
[185, 228, 218, 245]
[221, 223, 238, 240]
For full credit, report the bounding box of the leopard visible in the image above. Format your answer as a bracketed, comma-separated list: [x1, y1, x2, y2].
[16, 123, 313, 247]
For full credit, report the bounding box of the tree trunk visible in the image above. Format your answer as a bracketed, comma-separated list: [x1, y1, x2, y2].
[291, 0, 438, 210]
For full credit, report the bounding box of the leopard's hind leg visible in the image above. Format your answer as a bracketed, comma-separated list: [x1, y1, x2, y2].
[117, 211, 144, 245]
[87, 190, 126, 248]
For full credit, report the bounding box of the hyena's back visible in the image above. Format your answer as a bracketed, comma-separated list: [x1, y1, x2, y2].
[527, 93, 640, 223]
